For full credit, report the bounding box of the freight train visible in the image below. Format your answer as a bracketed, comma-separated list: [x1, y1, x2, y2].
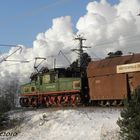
[19, 52, 140, 107]
[19, 35, 140, 107]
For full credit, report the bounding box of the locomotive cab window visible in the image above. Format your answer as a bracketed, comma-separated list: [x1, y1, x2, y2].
[43, 74, 50, 83]
[39, 76, 43, 85]
[31, 86, 36, 92]
[50, 73, 56, 83]
[24, 87, 30, 92]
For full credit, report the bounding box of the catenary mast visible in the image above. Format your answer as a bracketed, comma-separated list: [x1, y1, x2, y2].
[74, 36, 90, 68]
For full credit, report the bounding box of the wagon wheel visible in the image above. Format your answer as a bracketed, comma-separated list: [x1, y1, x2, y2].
[71, 95, 76, 106]
[56, 96, 62, 107]
[19, 98, 24, 107]
[23, 98, 29, 107]
[31, 98, 36, 107]
[75, 95, 81, 105]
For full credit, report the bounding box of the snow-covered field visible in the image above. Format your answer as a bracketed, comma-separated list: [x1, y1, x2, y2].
[5, 107, 121, 140]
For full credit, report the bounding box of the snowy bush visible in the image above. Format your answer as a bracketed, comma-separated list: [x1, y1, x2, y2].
[117, 87, 140, 140]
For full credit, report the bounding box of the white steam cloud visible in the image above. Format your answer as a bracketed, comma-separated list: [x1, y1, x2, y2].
[0, 0, 140, 83]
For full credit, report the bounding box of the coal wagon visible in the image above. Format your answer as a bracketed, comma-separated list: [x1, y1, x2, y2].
[87, 53, 140, 105]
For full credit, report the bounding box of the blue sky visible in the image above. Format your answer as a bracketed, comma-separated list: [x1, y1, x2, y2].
[0, 0, 119, 48]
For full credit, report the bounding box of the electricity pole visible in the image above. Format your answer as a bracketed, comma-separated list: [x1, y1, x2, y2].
[75, 37, 86, 67]
[73, 36, 90, 68]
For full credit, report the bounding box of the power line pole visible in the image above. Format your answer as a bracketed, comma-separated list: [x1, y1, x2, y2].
[73, 36, 90, 68]
[75, 37, 86, 67]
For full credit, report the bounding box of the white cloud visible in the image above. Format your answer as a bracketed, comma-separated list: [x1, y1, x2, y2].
[76, 0, 140, 58]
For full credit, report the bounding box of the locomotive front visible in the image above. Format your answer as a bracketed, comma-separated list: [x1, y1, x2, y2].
[19, 68, 82, 107]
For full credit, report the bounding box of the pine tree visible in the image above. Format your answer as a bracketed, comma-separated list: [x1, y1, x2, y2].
[117, 87, 140, 140]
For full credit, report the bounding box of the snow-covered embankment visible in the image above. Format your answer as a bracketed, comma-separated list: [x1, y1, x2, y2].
[8, 107, 120, 140]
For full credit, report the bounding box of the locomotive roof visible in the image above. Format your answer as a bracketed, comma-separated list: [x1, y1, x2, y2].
[87, 53, 140, 77]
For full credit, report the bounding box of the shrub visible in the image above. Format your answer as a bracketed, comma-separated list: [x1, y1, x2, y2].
[117, 87, 140, 140]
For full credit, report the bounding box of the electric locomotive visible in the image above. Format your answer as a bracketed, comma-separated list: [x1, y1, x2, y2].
[19, 67, 85, 107]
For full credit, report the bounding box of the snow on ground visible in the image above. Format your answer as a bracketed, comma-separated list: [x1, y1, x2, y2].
[7, 107, 121, 140]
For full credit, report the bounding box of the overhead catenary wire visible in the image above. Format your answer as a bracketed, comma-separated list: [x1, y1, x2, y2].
[1, 32, 140, 66]
[0, 45, 23, 63]
[1, 32, 140, 65]
[58, 50, 71, 65]
[72, 32, 140, 60]
[0, 44, 34, 64]
[4, 59, 30, 63]
[0, 44, 18, 47]
[0, 48, 73, 67]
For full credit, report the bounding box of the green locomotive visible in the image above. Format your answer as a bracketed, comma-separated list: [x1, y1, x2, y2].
[19, 37, 91, 107]
[19, 68, 83, 107]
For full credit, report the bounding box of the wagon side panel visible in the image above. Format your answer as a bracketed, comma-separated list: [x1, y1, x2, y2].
[88, 74, 127, 100]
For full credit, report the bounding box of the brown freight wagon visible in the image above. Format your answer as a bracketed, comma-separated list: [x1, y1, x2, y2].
[87, 53, 140, 105]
